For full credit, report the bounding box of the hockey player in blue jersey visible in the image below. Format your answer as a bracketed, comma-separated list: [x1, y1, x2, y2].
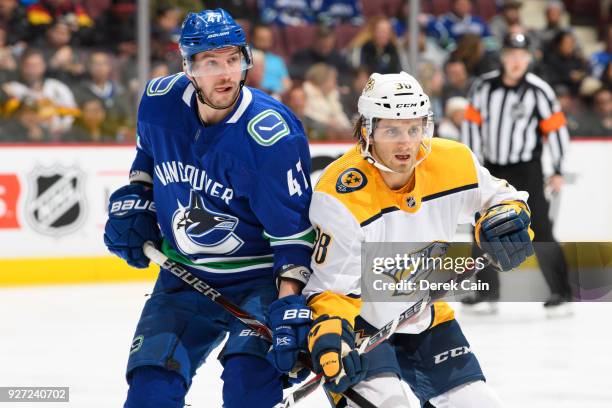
[103, 9, 314, 408]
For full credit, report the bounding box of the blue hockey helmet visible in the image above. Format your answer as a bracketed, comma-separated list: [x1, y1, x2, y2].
[179, 8, 252, 76]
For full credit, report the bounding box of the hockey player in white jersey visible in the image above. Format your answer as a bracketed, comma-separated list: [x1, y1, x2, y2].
[285, 72, 535, 407]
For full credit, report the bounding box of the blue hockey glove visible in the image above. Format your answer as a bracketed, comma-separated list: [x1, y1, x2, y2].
[268, 295, 312, 384]
[103, 184, 160, 268]
[307, 315, 368, 394]
[475, 201, 535, 271]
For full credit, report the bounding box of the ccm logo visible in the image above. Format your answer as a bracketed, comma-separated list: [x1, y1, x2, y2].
[396, 103, 418, 108]
[433, 346, 471, 364]
[110, 199, 156, 214]
[283, 309, 312, 320]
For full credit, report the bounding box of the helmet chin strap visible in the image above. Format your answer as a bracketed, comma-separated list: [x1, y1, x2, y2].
[360, 124, 397, 173]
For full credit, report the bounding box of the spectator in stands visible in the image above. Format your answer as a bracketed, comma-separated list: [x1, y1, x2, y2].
[554, 84, 580, 135]
[417, 62, 444, 119]
[489, 0, 523, 44]
[201, 0, 253, 22]
[259, 0, 315, 26]
[601, 61, 612, 89]
[0, 0, 30, 45]
[591, 25, 612, 79]
[0, 26, 17, 82]
[398, 26, 447, 73]
[38, 19, 85, 84]
[441, 57, 471, 106]
[426, 0, 496, 51]
[303, 63, 352, 140]
[251, 24, 291, 95]
[535, 0, 569, 54]
[151, 5, 182, 73]
[74, 50, 132, 137]
[4, 48, 77, 139]
[349, 16, 402, 75]
[575, 87, 612, 137]
[437, 96, 468, 141]
[340, 66, 370, 122]
[245, 48, 265, 91]
[153, 5, 181, 42]
[289, 25, 351, 85]
[284, 84, 328, 140]
[64, 98, 114, 142]
[450, 33, 499, 77]
[314, 0, 363, 26]
[93, 0, 136, 58]
[0, 97, 49, 141]
[150, 60, 170, 79]
[26, 0, 93, 43]
[541, 30, 589, 95]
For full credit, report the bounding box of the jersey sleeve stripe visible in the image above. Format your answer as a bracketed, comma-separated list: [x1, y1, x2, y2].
[421, 183, 479, 202]
[359, 206, 400, 227]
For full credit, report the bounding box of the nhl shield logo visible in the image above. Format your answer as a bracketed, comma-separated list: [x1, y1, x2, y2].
[26, 166, 86, 236]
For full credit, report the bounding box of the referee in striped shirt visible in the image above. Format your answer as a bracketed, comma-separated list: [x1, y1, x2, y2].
[461, 32, 572, 315]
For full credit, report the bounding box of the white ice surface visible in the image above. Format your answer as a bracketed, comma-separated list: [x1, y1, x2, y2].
[1, 282, 611, 408]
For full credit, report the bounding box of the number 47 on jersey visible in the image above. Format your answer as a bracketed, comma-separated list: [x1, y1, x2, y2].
[287, 159, 309, 197]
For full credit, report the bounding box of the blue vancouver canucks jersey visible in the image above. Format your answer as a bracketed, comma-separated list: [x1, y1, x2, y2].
[130, 73, 314, 285]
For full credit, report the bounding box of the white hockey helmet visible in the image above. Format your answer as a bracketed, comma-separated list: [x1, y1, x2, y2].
[357, 71, 434, 173]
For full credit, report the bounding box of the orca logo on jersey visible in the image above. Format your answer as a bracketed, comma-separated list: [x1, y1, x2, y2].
[172, 190, 244, 256]
[336, 168, 367, 194]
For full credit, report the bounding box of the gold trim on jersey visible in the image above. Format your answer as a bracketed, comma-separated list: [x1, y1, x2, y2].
[315, 139, 479, 226]
[308, 290, 362, 327]
[430, 301, 456, 329]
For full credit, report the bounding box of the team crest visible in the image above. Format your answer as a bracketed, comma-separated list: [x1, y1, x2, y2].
[364, 78, 375, 93]
[26, 165, 86, 236]
[336, 168, 367, 194]
[172, 190, 244, 257]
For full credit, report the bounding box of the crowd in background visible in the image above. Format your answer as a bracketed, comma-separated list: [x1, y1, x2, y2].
[0, 0, 610, 143]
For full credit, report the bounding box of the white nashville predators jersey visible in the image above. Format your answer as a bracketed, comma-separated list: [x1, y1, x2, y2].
[303, 138, 529, 334]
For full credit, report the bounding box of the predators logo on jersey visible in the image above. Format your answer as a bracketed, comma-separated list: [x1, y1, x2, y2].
[336, 168, 367, 194]
[379, 242, 450, 296]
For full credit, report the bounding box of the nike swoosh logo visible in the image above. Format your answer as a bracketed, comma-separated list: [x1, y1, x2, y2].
[258, 121, 284, 131]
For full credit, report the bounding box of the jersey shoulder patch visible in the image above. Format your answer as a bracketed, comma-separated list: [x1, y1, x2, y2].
[315, 146, 384, 224]
[336, 168, 367, 194]
[145, 73, 186, 97]
[247, 108, 290, 146]
[139, 74, 191, 128]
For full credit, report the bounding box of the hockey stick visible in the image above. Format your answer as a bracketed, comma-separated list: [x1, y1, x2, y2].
[142, 242, 376, 408]
[280, 255, 492, 407]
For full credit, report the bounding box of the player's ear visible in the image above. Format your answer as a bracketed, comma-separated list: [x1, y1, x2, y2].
[183, 60, 193, 81]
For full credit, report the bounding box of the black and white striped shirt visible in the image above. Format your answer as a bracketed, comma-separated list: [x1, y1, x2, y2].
[461, 70, 570, 174]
